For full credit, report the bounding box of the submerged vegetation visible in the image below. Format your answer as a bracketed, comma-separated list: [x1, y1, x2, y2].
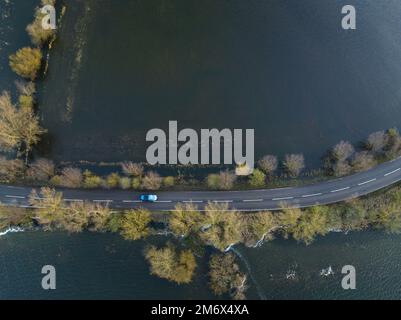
[209, 253, 247, 300]
[1, 2, 401, 193]
[3, 180, 401, 298]
[0, 90, 46, 164]
[3, 0, 401, 301]
[0, 0, 55, 171]
[2, 127, 401, 192]
[2, 128, 401, 196]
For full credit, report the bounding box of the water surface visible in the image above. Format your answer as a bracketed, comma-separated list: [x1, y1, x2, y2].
[39, 0, 401, 166]
[1, 231, 401, 299]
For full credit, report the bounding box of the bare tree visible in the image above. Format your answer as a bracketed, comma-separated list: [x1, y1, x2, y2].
[119, 177, 132, 190]
[26, 0, 57, 47]
[207, 171, 237, 190]
[60, 167, 83, 188]
[29, 187, 66, 230]
[351, 151, 377, 172]
[121, 162, 144, 177]
[332, 160, 352, 177]
[332, 140, 354, 161]
[0, 91, 46, 163]
[141, 171, 162, 190]
[88, 202, 112, 232]
[283, 154, 305, 177]
[366, 131, 388, 153]
[385, 128, 401, 159]
[218, 170, 237, 190]
[20, 108, 47, 164]
[15, 80, 36, 96]
[258, 155, 278, 175]
[0, 91, 23, 151]
[60, 201, 91, 233]
[9, 47, 42, 80]
[0, 157, 25, 181]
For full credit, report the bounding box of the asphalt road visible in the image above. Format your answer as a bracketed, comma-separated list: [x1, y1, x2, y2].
[2, 157, 401, 212]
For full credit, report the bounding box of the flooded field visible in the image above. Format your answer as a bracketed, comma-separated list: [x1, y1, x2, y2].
[38, 0, 401, 166]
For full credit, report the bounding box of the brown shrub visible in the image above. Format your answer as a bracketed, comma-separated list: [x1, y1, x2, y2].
[283, 154, 305, 177]
[351, 151, 377, 172]
[0, 157, 25, 181]
[59, 167, 83, 188]
[121, 162, 144, 177]
[141, 171, 162, 190]
[257, 155, 278, 175]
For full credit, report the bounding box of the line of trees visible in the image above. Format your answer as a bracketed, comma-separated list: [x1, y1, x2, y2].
[204, 127, 401, 190]
[0, 0, 56, 171]
[29, 187, 111, 232]
[1, 126, 401, 190]
[326, 128, 401, 177]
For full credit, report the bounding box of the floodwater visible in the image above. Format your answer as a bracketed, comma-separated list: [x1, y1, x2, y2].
[39, 0, 401, 166]
[2, 0, 401, 300]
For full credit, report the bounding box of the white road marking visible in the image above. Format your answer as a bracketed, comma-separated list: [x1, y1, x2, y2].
[331, 187, 350, 193]
[301, 193, 322, 198]
[156, 200, 173, 203]
[65, 199, 83, 202]
[272, 197, 294, 201]
[122, 200, 141, 203]
[93, 200, 113, 203]
[213, 200, 233, 203]
[243, 199, 263, 202]
[358, 179, 377, 186]
[5, 195, 25, 199]
[385, 168, 401, 176]
[183, 200, 204, 203]
[26, 205, 46, 209]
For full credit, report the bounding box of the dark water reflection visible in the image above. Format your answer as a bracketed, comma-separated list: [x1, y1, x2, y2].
[1, 231, 401, 299]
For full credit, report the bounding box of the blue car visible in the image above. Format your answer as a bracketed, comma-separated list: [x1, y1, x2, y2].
[140, 194, 158, 202]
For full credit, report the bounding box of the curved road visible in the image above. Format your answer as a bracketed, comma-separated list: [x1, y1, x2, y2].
[2, 157, 401, 212]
